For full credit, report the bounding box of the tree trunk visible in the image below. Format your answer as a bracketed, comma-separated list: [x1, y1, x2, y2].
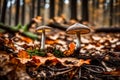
[21, 0, 25, 25]
[81, 0, 89, 22]
[31, 0, 35, 18]
[1, 0, 7, 23]
[15, 0, 20, 25]
[70, 0, 77, 20]
[37, 0, 41, 16]
[50, 0, 55, 19]
[109, 0, 113, 26]
[58, 0, 63, 16]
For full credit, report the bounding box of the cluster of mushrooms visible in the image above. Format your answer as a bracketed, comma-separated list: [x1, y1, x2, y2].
[36, 23, 90, 53]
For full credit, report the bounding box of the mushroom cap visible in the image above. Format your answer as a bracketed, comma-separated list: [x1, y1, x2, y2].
[66, 23, 90, 34]
[36, 26, 52, 32]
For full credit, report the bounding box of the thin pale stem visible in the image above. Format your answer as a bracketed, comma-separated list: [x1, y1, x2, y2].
[76, 32, 81, 49]
[41, 29, 45, 49]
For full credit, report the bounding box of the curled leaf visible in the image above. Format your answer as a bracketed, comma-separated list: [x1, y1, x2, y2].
[64, 42, 76, 56]
[69, 42, 76, 51]
[30, 56, 41, 67]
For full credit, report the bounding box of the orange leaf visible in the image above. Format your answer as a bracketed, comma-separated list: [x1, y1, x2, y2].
[46, 40, 55, 45]
[79, 59, 91, 65]
[17, 50, 30, 58]
[46, 39, 58, 45]
[47, 58, 60, 66]
[21, 36, 33, 43]
[64, 50, 74, 56]
[69, 42, 76, 51]
[64, 42, 76, 56]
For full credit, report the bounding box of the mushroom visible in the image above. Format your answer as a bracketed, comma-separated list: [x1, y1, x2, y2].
[36, 26, 52, 50]
[66, 23, 90, 51]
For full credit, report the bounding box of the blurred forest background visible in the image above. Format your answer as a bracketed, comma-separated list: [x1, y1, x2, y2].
[0, 0, 120, 28]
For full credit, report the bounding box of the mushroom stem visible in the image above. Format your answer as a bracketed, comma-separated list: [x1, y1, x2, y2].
[76, 32, 81, 49]
[41, 29, 45, 49]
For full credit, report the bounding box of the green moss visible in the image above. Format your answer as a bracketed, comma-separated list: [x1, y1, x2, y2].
[53, 48, 64, 57]
[27, 49, 46, 57]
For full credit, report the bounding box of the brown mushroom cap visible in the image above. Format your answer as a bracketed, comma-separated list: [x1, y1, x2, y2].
[36, 26, 52, 32]
[66, 23, 90, 34]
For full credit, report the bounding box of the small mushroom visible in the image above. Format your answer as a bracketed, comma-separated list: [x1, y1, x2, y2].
[36, 26, 51, 50]
[66, 23, 90, 50]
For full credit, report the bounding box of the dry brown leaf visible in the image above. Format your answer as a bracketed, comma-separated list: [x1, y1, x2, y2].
[46, 58, 60, 66]
[31, 55, 91, 67]
[31, 55, 56, 65]
[57, 58, 91, 67]
[17, 58, 31, 64]
[17, 50, 31, 64]
[10, 57, 20, 65]
[17, 50, 30, 59]
[30, 56, 41, 67]
[4, 39, 17, 51]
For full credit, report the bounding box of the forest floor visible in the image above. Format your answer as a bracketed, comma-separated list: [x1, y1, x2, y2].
[0, 29, 120, 80]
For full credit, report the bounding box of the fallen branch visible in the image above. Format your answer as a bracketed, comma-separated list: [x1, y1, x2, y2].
[47, 23, 68, 31]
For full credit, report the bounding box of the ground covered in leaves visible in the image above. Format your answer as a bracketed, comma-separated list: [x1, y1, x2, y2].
[0, 30, 120, 80]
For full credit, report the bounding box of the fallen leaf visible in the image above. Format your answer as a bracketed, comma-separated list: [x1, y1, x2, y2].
[79, 59, 91, 65]
[64, 42, 75, 56]
[30, 56, 41, 67]
[21, 36, 33, 43]
[45, 39, 58, 45]
[17, 50, 30, 58]
[4, 39, 17, 51]
[10, 57, 20, 65]
[69, 42, 76, 51]
[46, 58, 60, 66]
[25, 55, 91, 67]
[17, 58, 31, 64]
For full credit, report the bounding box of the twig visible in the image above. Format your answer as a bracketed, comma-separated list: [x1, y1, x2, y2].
[83, 64, 105, 73]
